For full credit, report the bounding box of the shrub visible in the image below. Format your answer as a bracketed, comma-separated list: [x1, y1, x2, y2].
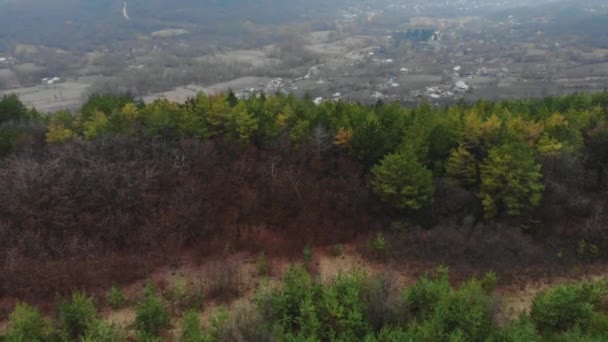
[258, 265, 372, 340]
[374, 326, 410, 341]
[57, 291, 97, 340]
[181, 309, 204, 342]
[481, 272, 498, 294]
[137, 332, 162, 342]
[135, 282, 171, 337]
[587, 313, 608, 337]
[373, 233, 388, 260]
[168, 276, 203, 311]
[107, 285, 126, 310]
[206, 307, 230, 342]
[439, 278, 495, 341]
[317, 272, 369, 339]
[403, 270, 496, 341]
[257, 265, 314, 332]
[491, 315, 540, 342]
[4, 302, 54, 341]
[577, 240, 600, 260]
[170, 275, 188, 301]
[530, 283, 595, 333]
[331, 244, 344, 258]
[404, 266, 451, 319]
[81, 319, 124, 342]
[302, 245, 313, 264]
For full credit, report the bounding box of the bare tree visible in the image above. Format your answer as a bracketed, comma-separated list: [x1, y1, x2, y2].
[284, 163, 303, 199]
[266, 156, 281, 181]
[310, 125, 332, 160]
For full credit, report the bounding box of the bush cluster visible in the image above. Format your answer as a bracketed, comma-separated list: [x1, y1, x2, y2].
[2, 268, 607, 341]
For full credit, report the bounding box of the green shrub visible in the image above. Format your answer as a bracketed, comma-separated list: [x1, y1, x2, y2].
[302, 245, 313, 264]
[403, 267, 496, 341]
[107, 286, 126, 310]
[57, 292, 97, 340]
[317, 272, 369, 339]
[491, 315, 540, 342]
[4, 303, 54, 341]
[331, 244, 344, 258]
[170, 275, 203, 310]
[405, 315, 446, 341]
[170, 275, 189, 302]
[551, 326, 608, 342]
[481, 272, 498, 294]
[258, 265, 314, 326]
[374, 326, 410, 341]
[207, 307, 230, 342]
[81, 319, 124, 342]
[588, 313, 608, 337]
[135, 282, 171, 337]
[530, 283, 595, 333]
[181, 309, 204, 342]
[373, 233, 388, 260]
[439, 278, 495, 341]
[137, 331, 162, 342]
[258, 264, 373, 340]
[404, 266, 451, 319]
[577, 240, 600, 260]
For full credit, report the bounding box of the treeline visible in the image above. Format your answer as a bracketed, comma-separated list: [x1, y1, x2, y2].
[3, 266, 608, 341]
[1, 91, 608, 299]
[20, 91, 608, 217]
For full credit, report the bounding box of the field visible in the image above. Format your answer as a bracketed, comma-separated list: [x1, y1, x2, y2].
[0, 81, 91, 112]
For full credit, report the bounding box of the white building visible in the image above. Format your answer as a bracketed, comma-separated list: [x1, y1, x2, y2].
[455, 81, 469, 91]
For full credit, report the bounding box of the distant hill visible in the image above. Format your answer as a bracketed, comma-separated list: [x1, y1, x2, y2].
[0, 0, 349, 52]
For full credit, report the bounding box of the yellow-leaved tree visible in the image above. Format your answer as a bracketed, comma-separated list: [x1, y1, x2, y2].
[46, 124, 75, 144]
[227, 101, 259, 142]
[479, 143, 544, 218]
[445, 146, 478, 187]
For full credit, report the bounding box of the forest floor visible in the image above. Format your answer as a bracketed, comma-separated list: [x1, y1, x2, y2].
[1, 231, 607, 339]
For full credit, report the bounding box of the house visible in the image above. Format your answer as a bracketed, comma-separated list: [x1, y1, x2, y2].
[43, 77, 62, 85]
[455, 81, 469, 92]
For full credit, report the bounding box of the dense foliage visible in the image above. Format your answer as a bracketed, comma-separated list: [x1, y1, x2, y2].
[7, 90, 608, 216]
[2, 267, 607, 341]
[2, 91, 608, 303]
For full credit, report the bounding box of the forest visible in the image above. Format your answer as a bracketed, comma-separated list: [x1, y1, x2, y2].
[1, 90, 608, 339]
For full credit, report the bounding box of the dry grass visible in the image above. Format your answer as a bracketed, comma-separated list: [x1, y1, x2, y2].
[105, 307, 136, 328]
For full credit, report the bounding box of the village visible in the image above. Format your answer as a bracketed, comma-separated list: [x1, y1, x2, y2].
[1, 0, 607, 111]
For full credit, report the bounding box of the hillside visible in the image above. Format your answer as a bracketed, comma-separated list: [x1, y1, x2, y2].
[2, 89, 608, 339]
